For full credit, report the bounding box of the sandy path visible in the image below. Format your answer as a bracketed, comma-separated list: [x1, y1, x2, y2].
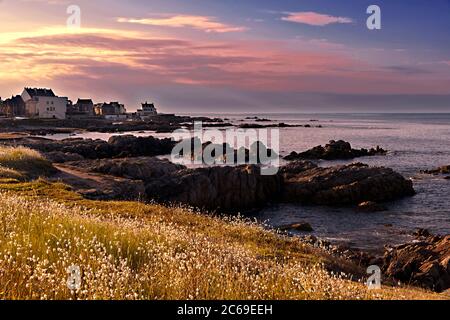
[51, 164, 145, 200]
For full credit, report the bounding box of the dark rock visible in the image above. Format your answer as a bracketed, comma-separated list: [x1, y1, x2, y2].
[80, 179, 146, 201]
[108, 135, 175, 157]
[413, 228, 431, 238]
[52, 163, 146, 201]
[284, 140, 387, 161]
[0, 115, 219, 135]
[279, 222, 314, 232]
[145, 165, 283, 211]
[282, 162, 415, 205]
[178, 138, 277, 165]
[422, 165, 450, 175]
[280, 160, 318, 175]
[302, 235, 318, 244]
[70, 158, 415, 210]
[238, 123, 303, 129]
[199, 122, 233, 128]
[422, 165, 450, 180]
[357, 201, 388, 213]
[45, 151, 85, 163]
[382, 234, 450, 292]
[67, 157, 185, 182]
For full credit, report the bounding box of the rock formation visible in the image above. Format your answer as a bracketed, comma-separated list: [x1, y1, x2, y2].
[68, 157, 185, 182]
[144, 165, 283, 211]
[3, 135, 176, 161]
[281, 162, 415, 205]
[382, 233, 450, 292]
[284, 140, 387, 161]
[422, 165, 450, 176]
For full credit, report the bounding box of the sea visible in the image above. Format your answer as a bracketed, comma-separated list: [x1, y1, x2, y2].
[41, 113, 450, 252]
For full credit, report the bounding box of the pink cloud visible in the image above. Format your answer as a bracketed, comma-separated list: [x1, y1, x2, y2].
[2, 30, 450, 112]
[117, 15, 246, 33]
[282, 12, 353, 26]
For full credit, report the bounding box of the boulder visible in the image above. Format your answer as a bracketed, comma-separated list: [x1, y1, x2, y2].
[413, 228, 431, 238]
[357, 201, 388, 213]
[382, 235, 450, 292]
[52, 164, 146, 201]
[68, 157, 185, 182]
[422, 165, 450, 178]
[107, 135, 176, 158]
[279, 222, 314, 232]
[284, 140, 387, 161]
[280, 160, 318, 175]
[142, 161, 413, 210]
[45, 151, 85, 163]
[282, 162, 415, 205]
[145, 165, 283, 211]
[178, 137, 277, 165]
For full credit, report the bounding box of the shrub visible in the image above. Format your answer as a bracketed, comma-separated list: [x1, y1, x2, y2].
[0, 166, 24, 181]
[0, 146, 55, 179]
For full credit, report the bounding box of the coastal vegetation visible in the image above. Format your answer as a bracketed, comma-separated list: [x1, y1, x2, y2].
[0, 147, 443, 300]
[0, 146, 55, 181]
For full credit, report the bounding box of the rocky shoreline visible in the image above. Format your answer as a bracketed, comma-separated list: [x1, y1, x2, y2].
[0, 114, 227, 135]
[0, 114, 325, 137]
[288, 229, 450, 293]
[1, 127, 449, 293]
[0, 135, 414, 210]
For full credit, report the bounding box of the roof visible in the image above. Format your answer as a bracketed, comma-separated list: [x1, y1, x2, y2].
[24, 88, 55, 98]
[3, 95, 25, 105]
[76, 99, 93, 104]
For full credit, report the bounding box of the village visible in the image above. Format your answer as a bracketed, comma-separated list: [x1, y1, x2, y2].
[0, 87, 158, 121]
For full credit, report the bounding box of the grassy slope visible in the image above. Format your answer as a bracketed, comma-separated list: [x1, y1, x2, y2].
[0, 148, 444, 300]
[0, 146, 55, 180]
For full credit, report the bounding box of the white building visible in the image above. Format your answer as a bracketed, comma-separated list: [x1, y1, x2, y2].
[137, 102, 157, 119]
[21, 88, 68, 119]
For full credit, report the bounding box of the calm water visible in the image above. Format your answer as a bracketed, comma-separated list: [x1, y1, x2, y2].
[42, 113, 450, 252]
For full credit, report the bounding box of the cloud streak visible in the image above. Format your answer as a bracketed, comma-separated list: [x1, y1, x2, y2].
[281, 11, 353, 26]
[117, 15, 246, 33]
[0, 26, 448, 112]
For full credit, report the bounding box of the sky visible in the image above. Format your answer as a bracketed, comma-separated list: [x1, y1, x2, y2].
[1, 0, 450, 113]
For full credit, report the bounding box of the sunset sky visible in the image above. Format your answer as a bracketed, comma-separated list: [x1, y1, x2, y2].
[1, 0, 450, 113]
